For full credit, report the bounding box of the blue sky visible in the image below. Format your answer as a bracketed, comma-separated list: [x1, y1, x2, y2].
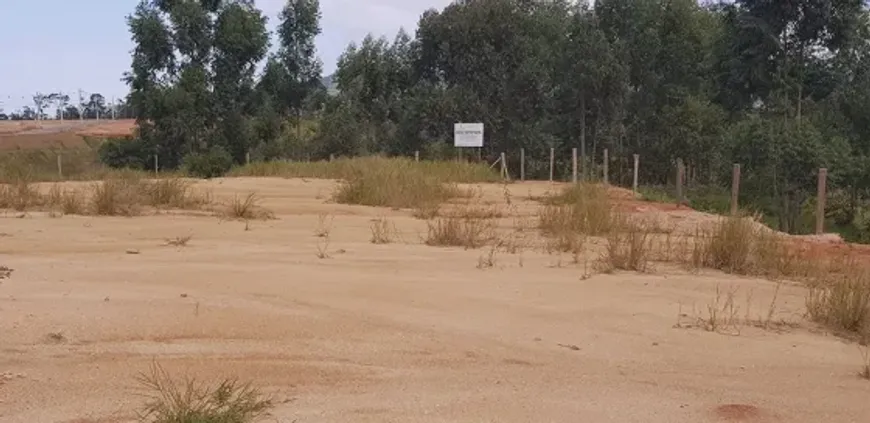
[0, 0, 451, 113]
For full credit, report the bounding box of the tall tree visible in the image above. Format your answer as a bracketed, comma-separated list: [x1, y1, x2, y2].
[276, 0, 323, 134]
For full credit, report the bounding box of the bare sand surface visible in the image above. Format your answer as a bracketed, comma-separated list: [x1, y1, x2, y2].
[1, 179, 869, 422]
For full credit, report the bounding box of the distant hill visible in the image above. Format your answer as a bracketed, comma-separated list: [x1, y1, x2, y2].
[321, 74, 338, 95]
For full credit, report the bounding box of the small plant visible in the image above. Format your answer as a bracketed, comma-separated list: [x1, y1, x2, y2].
[136, 362, 272, 423]
[539, 183, 614, 238]
[806, 267, 870, 334]
[599, 218, 651, 273]
[0, 180, 42, 211]
[46, 332, 66, 343]
[706, 216, 755, 274]
[425, 215, 495, 249]
[316, 234, 331, 259]
[477, 243, 500, 269]
[225, 193, 272, 220]
[60, 188, 84, 215]
[703, 285, 741, 335]
[860, 342, 870, 380]
[314, 213, 333, 237]
[0, 266, 12, 281]
[370, 217, 394, 244]
[90, 177, 142, 216]
[183, 147, 233, 179]
[143, 178, 210, 209]
[165, 235, 193, 247]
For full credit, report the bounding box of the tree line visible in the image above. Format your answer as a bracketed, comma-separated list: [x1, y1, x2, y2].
[110, 0, 870, 236]
[0, 93, 132, 121]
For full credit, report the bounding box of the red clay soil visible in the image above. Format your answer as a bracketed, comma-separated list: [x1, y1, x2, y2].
[606, 184, 870, 265]
[0, 120, 135, 150]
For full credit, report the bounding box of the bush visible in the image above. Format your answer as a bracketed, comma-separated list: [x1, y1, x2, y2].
[539, 183, 615, 236]
[184, 148, 233, 179]
[98, 138, 151, 170]
[136, 362, 272, 423]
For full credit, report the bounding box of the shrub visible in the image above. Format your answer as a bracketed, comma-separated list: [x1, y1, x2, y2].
[136, 362, 272, 423]
[89, 177, 143, 216]
[806, 269, 870, 334]
[98, 137, 151, 170]
[601, 219, 652, 272]
[333, 164, 459, 209]
[184, 148, 233, 179]
[425, 214, 495, 249]
[539, 183, 614, 236]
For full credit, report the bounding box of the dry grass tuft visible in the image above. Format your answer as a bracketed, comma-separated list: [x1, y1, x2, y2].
[425, 213, 496, 249]
[136, 362, 272, 423]
[806, 268, 870, 335]
[314, 213, 333, 237]
[1, 176, 210, 217]
[333, 167, 459, 210]
[89, 178, 144, 216]
[142, 178, 211, 209]
[370, 217, 395, 244]
[0, 266, 12, 281]
[165, 235, 193, 247]
[0, 180, 42, 211]
[224, 193, 273, 220]
[860, 343, 870, 380]
[539, 183, 615, 237]
[600, 218, 652, 273]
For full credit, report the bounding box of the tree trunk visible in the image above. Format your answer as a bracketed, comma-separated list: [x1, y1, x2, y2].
[580, 94, 586, 180]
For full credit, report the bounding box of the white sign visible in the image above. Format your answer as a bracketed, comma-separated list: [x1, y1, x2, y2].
[454, 123, 484, 147]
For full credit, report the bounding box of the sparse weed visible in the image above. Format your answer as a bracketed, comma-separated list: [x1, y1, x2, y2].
[539, 183, 614, 237]
[370, 217, 395, 244]
[425, 214, 495, 249]
[477, 243, 500, 269]
[225, 192, 272, 220]
[860, 343, 870, 380]
[90, 177, 143, 216]
[600, 218, 652, 273]
[704, 285, 741, 335]
[0, 266, 12, 280]
[136, 362, 272, 423]
[806, 268, 870, 334]
[165, 235, 193, 247]
[316, 234, 331, 259]
[314, 213, 333, 237]
[0, 180, 42, 211]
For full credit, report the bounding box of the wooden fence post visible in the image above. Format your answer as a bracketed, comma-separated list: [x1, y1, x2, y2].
[549, 148, 555, 182]
[57, 153, 63, 180]
[632, 154, 639, 193]
[572, 148, 578, 183]
[246, 152, 250, 165]
[603, 148, 609, 185]
[329, 153, 335, 162]
[415, 151, 420, 162]
[500, 152, 508, 181]
[731, 164, 741, 216]
[676, 158, 684, 206]
[520, 148, 525, 182]
[154, 154, 159, 177]
[816, 168, 828, 234]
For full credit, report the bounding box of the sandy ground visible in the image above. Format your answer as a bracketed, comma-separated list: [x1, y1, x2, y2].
[0, 120, 135, 150]
[1, 179, 869, 423]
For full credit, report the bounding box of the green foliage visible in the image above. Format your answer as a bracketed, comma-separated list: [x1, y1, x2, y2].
[113, 0, 870, 239]
[136, 362, 272, 423]
[99, 138, 151, 170]
[184, 147, 233, 179]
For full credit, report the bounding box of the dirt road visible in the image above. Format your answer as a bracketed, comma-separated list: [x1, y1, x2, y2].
[1, 179, 868, 422]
